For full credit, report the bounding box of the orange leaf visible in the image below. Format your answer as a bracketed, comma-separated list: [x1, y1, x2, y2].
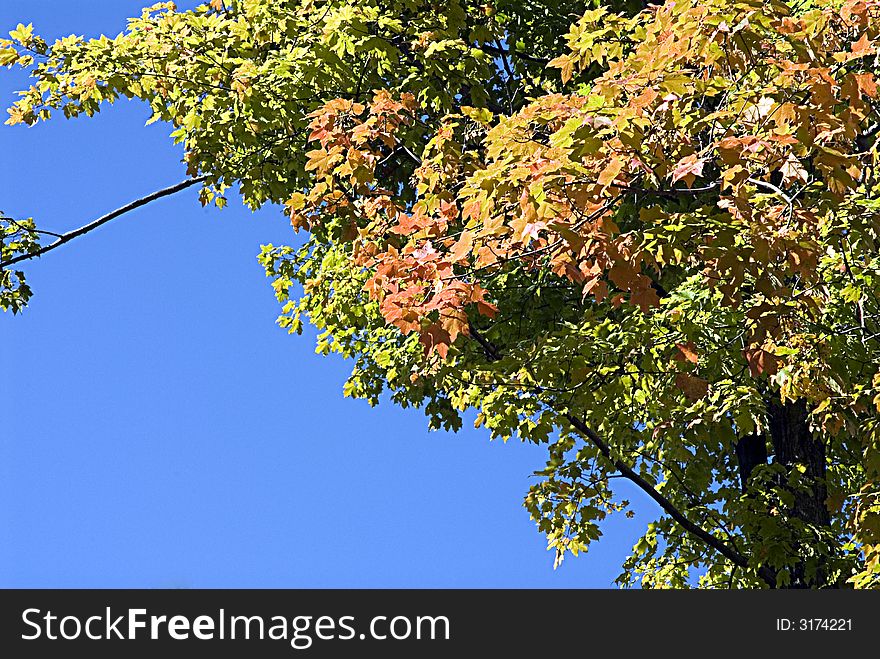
[419, 323, 451, 359]
[449, 231, 474, 263]
[597, 157, 624, 189]
[462, 200, 482, 222]
[674, 373, 709, 401]
[854, 72, 878, 98]
[549, 55, 575, 84]
[851, 33, 874, 56]
[743, 347, 779, 378]
[630, 286, 660, 312]
[476, 300, 498, 318]
[670, 154, 706, 187]
[630, 87, 659, 110]
[673, 341, 699, 364]
[440, 308, 468, 343]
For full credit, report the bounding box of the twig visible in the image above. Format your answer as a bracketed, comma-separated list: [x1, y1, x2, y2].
[1, 176, 209, 269]
[747, 176, 794, 228]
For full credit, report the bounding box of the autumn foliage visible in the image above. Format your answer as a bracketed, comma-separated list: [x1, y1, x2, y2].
[3, 0, 880, 588]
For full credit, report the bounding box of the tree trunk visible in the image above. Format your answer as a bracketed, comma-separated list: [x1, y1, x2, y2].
[734, 399, 835, 587]
[735, 432, 767, 492]
[766, 398, 833, 588]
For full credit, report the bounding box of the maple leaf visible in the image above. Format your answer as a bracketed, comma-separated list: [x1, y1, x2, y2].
[674, 373, 709, 401]
[476, 300, 497, 318]
[673, 341, 699, 364]
[597, 157, 624, 189]
[743, 347, 779, 378]
[629, 285, 660, 312]
[779, 153, 808, 187]
[630, 87, 659, 110]
[439, 307, 469, 343]
[851, 33, 875, 56]
[419, 322, 451, 358]
[449, 230, 474, 262]
[854, 72, 878, 98]
[549, 54, 575, 84]
[670, 154, 706, 187]
[461, 200, 482, 222]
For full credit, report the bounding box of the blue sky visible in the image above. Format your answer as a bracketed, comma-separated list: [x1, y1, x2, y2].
[0, 1, 648, 587]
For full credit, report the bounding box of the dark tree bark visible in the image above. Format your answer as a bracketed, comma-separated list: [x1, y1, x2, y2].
[735, 432, 768, 492]
[734, 398, 837, 587]
[766, 398, 833, 588]
[767, 399, 831, 529]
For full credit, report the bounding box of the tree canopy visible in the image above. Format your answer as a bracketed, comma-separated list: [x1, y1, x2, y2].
[2, 0, 880, 588]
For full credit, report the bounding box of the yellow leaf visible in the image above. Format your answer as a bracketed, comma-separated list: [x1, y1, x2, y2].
[460, 106, 493, 126]
[597, 157, 624, 189]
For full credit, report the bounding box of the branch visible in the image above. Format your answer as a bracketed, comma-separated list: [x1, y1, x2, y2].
[748, 177, 793, 221]
[480, 43, 551, 65]
[1, 176, 209, 269]
[463, 330, 776, 587]
[856, 120, 879, 153]
[494, 39, 515, 80]
[562, 413, 774, 585]
[564, 178, 721, 198]
[648, 274, 669, 299]
[609, 181, 721, 198]
[1, 216, 63, 239]
[468, 322, 501, 362]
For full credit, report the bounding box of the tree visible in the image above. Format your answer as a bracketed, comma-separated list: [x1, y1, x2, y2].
[2, 0, 879, 588]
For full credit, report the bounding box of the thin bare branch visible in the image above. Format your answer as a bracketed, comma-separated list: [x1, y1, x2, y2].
[1, 176, 209, 269]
